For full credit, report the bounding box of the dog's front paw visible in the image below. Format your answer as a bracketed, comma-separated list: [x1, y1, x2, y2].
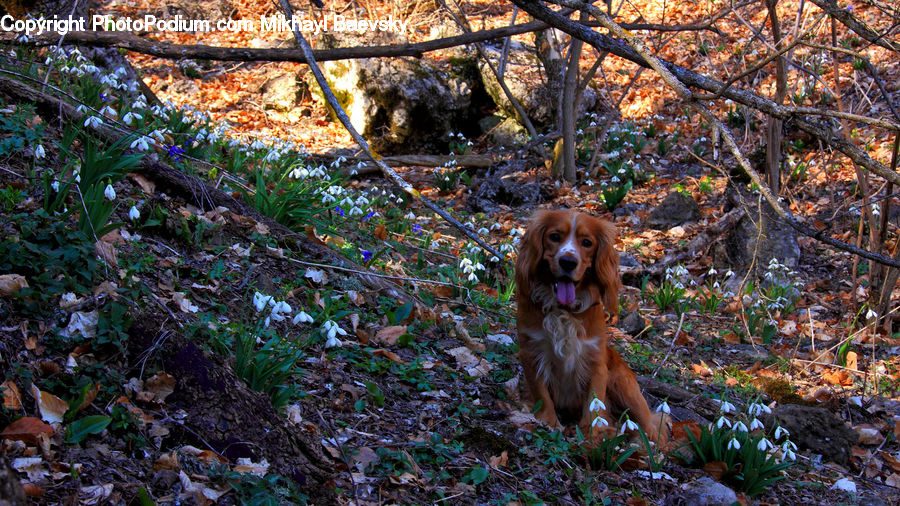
[535, 407, 560, 428]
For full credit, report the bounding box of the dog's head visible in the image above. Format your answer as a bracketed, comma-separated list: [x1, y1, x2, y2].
[515, 210, 619, 314]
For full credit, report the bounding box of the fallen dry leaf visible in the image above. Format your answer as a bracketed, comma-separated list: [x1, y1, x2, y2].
[30, 385, 68, 424]
[1, 417, 55, 445]
[154, 450, 179, 471]
[145, 371, 176, 403]
[234, 458, 270, 477]
[12, 457, 48, 482]
[372, 348, 404, 363]
[0, 273, 28, 296]
[172, 292, 199, 313]
[489, 450, 508, 469]
[79, 483, 113, 505]
[1, 380, 22, 410]
[375, 325, 407, 345]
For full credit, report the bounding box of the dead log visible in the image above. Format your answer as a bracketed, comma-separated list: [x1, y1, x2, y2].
[641, 206, 745, 277]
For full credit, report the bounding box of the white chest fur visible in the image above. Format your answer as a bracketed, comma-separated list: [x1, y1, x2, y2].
[527, 309, 599, 409]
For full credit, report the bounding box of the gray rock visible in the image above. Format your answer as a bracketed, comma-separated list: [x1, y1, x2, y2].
[312, 55, 487, 153]
[646, 192, 701, 230]
[260, 74, 301, 112]
[619, 311, 646, 337]
[763, 404, 858, 465]
[712, 188, 800, 274]
[680, 477, 738, 506]
[487, 117, 529, 148]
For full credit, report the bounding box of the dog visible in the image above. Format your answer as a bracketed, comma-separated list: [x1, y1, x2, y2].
[515, 209, 665, 443]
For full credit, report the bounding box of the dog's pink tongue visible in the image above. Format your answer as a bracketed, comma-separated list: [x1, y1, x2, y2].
[557, 281, 576, 305]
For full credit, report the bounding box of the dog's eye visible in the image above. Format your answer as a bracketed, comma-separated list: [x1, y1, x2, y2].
[581, 239, 593, 248]
[548, 233, 561, 242]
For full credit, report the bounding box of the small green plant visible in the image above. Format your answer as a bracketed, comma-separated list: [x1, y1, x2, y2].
[649, 266, 689, 312]
[683, 400, 796, 496]
[599, 179, 632, 211]
[698, 176, 714, 194]
[226, 471, 308, 505]
[227, 324, 305, 410]
[0, 186, 26, 211]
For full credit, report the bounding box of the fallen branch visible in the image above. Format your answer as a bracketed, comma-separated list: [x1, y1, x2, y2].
[7, 12, 733, 63]
[645, 206, 746, 276]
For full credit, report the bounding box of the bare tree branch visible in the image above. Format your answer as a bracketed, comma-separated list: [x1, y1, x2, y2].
[807, 0, 900, 52]
[8, 11, 730, 65]
[512, 0, 900, 188]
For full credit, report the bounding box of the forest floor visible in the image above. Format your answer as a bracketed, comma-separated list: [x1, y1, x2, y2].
[1, 0, 900, 504]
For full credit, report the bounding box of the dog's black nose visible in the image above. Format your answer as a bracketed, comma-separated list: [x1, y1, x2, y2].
[559, 255, 578, 273]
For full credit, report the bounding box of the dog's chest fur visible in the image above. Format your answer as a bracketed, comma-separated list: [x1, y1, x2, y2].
[527, 285, 600, 410]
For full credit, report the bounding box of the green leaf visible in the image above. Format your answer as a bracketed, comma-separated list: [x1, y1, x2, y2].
[66, 415, 112, 443]
[463, 466, 489, 485]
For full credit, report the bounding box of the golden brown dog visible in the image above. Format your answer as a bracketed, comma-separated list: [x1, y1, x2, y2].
[515, 209, 664, 442]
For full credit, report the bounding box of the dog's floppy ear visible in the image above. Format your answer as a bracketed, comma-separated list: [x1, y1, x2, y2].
[515, 211, 549, 295]
[591, 218, 620, 316]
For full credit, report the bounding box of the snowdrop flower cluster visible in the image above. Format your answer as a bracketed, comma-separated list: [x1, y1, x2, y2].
[589, 396, 608, 428]
[459, 257, 485, 283]
[322, 320, 347, 348]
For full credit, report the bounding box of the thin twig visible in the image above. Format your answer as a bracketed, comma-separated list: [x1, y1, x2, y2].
[653, 312, 685, 378]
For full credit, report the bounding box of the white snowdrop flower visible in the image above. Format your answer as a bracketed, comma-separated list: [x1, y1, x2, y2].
[708, 266, 718, 276]
[589, 397, 607, 412]
[252, 291, 273, 312]
[782, 440, 797, 452]
[128, 206, 140, 220]
[734, 421, 749, 432]
[84, 115, 104, 129]
[620, 418, 640, 434]
[757, 438, 774, 451]
[325, 334, 342, 348]
[618, 168, 626, 174]
[585, 179, 594, 187]
[405, 212, 416, 220]
[264, 150, 280, 162]
[250, 140, 265, 150]
[872, 204, 880, 217]
[292, 311, 314, 325]
[130, 136, 151, 151]
[103, 184, 116, 200]
[355, 195, 370, 206]
[592, 416, 609, 428]
[320, 193, 336, 204]
[291, 167, 309, 179]
[716, 416, 732, 429]
[749, 418, 764, 431]
[713, 281, 720, 289]
[149, 129, 166, 143]
[727, 438, 741, 450]
[477, 227, 489, 235]
[719, 400, 736, 414]
[270, 301, 292, 322]
[866, 308, 877, 320]
[99, 105, 117, 117]
[611, 176, 620, 183]
[34, 144, 45, 159]
[656, 401, 671, 414]
[467, 272, 478, 283]
[783, 447, 796, 461]
[122, 111, 142, 126]
[51, 180, 59, 192]
[742, 294, 752, 305]
[348, 206, 363, 216]
[749, 403, 772, 416]
[774, 426, 790, 439]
